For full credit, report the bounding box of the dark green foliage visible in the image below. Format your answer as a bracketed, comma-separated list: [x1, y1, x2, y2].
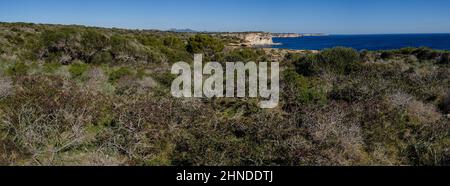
[163, 36, 185, 49]
[81, 30, 110, 63]
[91, 51, 114, 64]
[440, 53, 450, 64]
[6, 62, 29, 76]
[441, 92, 450, 114]
[412, 47, 440, 61]
[108, 67, 132, 83]
[380, 51, 394, 60]
[110, 34, 132, 55]
[296, 47, 361, 76]
[69, 63, 89, 78]
[154, 72, 177, 88]
[186, 34, 224, 59]
[39, 28, 80, 63]
[284, 52, 303, 62]
[43, 62, 61, 73]
[294, 54, 320, 76]
[399, 47, 416, 55]
[282, 69, 327, 105]
[319, 47, 361, 74]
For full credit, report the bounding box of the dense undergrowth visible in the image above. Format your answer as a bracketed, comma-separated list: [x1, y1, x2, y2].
[0, 22, 448, 165]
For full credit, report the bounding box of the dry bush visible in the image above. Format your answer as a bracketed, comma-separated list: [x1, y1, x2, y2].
[137, 77, 158, 93]
[114, 75, 139, 95]
[0, 76, 103, 165]
[0, 76, 13, 100]
[363, 94, 449, 165]
[302, 102, 368, 165]
[386, 92, 442, 125]
[84, 67, 111, 95]
[94, 97, 215, 165]
[406, 100, 442, 125]
[387, 92, 414, 108]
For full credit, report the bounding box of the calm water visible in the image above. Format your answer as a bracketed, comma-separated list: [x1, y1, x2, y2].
[272, 34, 450, 51]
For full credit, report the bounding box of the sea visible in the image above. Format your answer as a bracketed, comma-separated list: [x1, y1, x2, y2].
[271, 34, 450, 51]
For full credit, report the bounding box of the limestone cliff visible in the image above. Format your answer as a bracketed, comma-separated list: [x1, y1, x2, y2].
[223, 32, 276, 46]
[271, 33, 303, 38]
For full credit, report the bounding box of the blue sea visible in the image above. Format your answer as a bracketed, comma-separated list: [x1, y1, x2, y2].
[272, 34, 450, 51]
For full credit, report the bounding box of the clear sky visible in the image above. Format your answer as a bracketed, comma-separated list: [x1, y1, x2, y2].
[1, 0, 450, 34]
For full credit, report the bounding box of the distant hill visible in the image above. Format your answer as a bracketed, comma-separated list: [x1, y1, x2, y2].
[168, 28, 199, 33]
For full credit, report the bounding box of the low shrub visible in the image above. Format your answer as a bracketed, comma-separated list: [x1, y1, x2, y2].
[91, 51, 114, 64]
[320, 47, 361, 74]
[380, 51, 394, 60]
[43, 62, 62, 73]
[295, 47, 361, 76]
[153, 72, 177, 88]
[0, 77, 13, 99]
[108, 67, 132, 83]
[441, 91, 450, 114]
[413, 47, 440, 61]
[186, 34, 224, 60]
[439, 53, 450, 64]
[6, 62, 29, 76]
[282, 70, 327, 106]
[69, 62, 89, 78]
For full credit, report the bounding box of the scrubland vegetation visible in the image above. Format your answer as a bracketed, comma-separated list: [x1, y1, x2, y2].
[0, 22, 448, 165]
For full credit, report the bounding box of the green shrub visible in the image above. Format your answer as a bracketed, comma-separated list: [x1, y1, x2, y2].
[110, 35, 134, 56]
[6, 62, 29, 76]
[295, 54, 320, 76]
[43, 62, 62, 73]
[69, 63, 89, 78]
[91, 51, 114, 64]
[399, 47, 416, 55]
[296, 47, 361, 76]
[161, 48, 192, 63]
[413, 47, 440, 61]
[81, 30, 109, 50]
[284, 52, 303, 63]
[163, 36, 185, 49]
[40, 28, 78, 50]
[154, 72, 177, 88]
[330, 82, 366, 103]
[186, 34, 224, 59]
[108, 67, 132, 83]
[283, 70, 327, 105]
[138, 35, 164, 48]
[4, 34, 25, 45]
[320, 47, 361, 74]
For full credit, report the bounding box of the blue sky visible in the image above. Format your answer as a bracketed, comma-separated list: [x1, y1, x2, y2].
[1, 0, 450, 34]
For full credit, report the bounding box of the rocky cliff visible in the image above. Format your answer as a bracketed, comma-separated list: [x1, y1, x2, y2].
[223, 32, 276, 46]
[224, 32, 304, 46]
[271, 33, 303, 38]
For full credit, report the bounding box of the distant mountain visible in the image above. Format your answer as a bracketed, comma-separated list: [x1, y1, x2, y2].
[168, 28, 199, 33]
